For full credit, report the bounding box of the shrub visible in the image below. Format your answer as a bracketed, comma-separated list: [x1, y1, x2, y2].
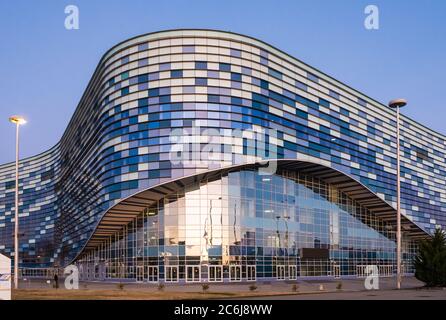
[117, 282, 125, 290]
[158, 283, 165, 291]
[291, 284, 298, 292]
[202, 284, 210, 293]
[249, 284, 257, 291]
[336, 282, 343, 290]
[414, 228, 446, 287]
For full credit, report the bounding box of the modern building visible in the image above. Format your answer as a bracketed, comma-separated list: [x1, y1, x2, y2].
[0, 29, 445, 283]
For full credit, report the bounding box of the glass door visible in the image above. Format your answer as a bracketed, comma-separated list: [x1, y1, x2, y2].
[136, 266, 144, 282]
[148, 266, 158, 282]
[289, 265, 297, 280]
[229, 265, 241, 282]
[332, 264, 340, 279]
[276, 265, 286, 280]
[165, 266, 179, 282]
[208, 266, 223, 282]
[186, 266, 201, 282]
[246, 265, 256, 281]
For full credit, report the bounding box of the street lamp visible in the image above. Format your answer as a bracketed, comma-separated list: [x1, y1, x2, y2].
[9, 115, 26, 290]
[388, 99, 407, 290]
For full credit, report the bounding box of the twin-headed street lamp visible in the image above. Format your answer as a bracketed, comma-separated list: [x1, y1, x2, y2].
[388, 99, 407, 290]
[9, 115, 26, 290]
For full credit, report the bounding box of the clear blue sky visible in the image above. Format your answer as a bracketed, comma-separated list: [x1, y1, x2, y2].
[0, 0, 445, 164]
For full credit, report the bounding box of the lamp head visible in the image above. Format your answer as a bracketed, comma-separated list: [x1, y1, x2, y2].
[9, 115, 27, 125]
[388, 99, 407, 109]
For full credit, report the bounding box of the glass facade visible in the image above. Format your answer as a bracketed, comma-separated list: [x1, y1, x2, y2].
[77, 169, 416, 281]
[0, 30, 443, 275]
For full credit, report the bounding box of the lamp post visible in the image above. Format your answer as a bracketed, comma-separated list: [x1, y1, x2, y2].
[388, 99, 407, 290]
[9, 115, 26, 290]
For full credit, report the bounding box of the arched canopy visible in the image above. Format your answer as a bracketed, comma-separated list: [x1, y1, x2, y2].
[75, 160, 429, 262]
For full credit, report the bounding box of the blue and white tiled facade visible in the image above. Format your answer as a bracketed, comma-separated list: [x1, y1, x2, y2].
[0, 30, 445, 273]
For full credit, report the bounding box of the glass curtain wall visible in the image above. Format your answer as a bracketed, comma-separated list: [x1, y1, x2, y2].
[77, 169, 417, 281]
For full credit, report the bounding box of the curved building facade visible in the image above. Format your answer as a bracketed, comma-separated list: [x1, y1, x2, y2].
[1, 30, 445, 281]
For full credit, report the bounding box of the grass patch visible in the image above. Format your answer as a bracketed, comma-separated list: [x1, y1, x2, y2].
[12, 288, 296, 300]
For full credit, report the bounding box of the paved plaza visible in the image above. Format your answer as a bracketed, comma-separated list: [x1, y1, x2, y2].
[12, 276, 446, 300]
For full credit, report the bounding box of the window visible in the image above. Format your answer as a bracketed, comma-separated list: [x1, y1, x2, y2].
[195, 61, 207, 70]
[159, 95, 171, 104]
[207, 70, 219, 78]
[340, 107, 349, 116]
[260, 79, 269, 89]
[170, 70, 183, 78]
[137, 74, 148, 83]
[41, 170, 54, 181]
[329, 90, 340, 99]
[5, 181, 15, 189]
[307, 72, 319, 83]
[148, 72, 159, 81]
[296, 80, 307, 91]
[319, 98, 330, 107]
[241, 67, 251, 75]
[159, 63, 170, 71]
[121, 56, 129, 64]
[416, 148, 429, 161]
[358, 98, 367, 107]
[219, 63, 231, 72]
[195, 78, 207, 86]
[138, 58, 148, 67]
[138, 43, 148, 51]
[148, 88, 159, 97]
[208, 95, 220, 103]
[183, 45, 195, 53]
[268, 67, 282, 79]
[230, 48, 241, 57]
[231, 72, 242, 81]
[121, 71, 129, 80]
[121, 87, 129, 96]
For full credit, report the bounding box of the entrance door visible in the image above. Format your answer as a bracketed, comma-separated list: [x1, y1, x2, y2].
[165, 266, 179, 282]
[289, 265, 297, 280]
[332, 264, 341, 279]
[186, 266, 201, 282]
[246, 265, 256, 281]
[136, 266, 144, 282]
[208, 266, 223, 282]
[229, 265, 242, 282]
[148, 266, 158, 282]
[276, 265, 286, 280]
